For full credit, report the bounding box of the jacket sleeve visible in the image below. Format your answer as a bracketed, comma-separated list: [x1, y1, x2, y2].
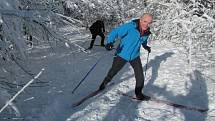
[107, 23, 130, 44]
[141, 36, 149, 46]
[142, 31, 152, 46]
[141, 28, 152, 46]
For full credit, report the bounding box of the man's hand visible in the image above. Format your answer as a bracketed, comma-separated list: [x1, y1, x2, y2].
[143, 45, 151, 53]
[105, 43, 113, 51]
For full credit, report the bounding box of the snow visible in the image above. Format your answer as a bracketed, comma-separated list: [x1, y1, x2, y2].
[1, 32, 214, 120]
[0, 0, 215, 121]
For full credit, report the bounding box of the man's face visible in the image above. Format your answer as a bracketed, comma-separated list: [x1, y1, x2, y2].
[140, 15, 153, 31]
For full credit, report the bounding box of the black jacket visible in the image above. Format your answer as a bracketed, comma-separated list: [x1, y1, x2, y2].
[89, 20, 105, 34]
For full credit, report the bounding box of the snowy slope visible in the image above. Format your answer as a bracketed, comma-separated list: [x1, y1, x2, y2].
[1, 0, 215, 121]
[5, 31, 212, 121]
[65, 41, 213, 121]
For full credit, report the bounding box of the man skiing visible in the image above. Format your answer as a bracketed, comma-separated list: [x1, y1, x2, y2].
[88, 20, 105, 49]
[99, 13, 153, 100]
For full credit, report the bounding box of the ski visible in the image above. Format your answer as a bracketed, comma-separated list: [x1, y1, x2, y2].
[84, 47, 91, 51]
[72, 83, 114, 107]
[72, 89, 101, 107]
[120, 92, 208, 113]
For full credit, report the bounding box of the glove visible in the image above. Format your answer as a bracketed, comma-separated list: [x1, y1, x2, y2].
[143, 45, 151, 53]
[105, 43, 113, 51]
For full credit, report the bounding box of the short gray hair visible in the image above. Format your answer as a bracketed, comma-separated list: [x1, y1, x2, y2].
[141, 13, 153, 18]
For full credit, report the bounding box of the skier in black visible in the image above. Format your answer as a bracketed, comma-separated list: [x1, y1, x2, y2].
[88, 20, 105, 49]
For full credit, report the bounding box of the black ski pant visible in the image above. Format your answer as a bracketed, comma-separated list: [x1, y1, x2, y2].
[90, 32, 105, 48]
[102, 56, 144, 94]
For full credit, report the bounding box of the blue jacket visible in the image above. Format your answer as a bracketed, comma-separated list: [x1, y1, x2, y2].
[107, 19, 151, 61]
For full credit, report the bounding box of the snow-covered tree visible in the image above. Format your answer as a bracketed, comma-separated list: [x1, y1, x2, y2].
[0, 0, 83, 116]
[62, 0, 148, 30]
[145, 0, 215, 72]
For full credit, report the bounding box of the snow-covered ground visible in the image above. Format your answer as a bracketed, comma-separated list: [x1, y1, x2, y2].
[1, 27, 214, 121]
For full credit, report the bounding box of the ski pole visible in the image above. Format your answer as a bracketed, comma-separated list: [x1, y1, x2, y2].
[72, 54, 106, 94]
[72, 57, 102, 94]
[144, 52, 150, 80]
